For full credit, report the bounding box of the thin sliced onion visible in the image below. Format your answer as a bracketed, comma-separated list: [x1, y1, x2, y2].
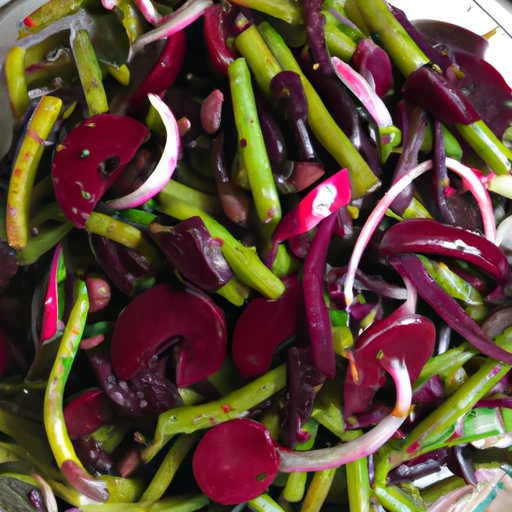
[134, 0, 162, 24]
[101, 0, 115, 9]
[32, 475, 58, 512]
[276, 358, 411, 472]
[332, 56, 393, 128]
[107, 94, 180, 210]
[343, 157, 496, 306]
[128, 0, 212, 62]
[40, 244, 62, 345]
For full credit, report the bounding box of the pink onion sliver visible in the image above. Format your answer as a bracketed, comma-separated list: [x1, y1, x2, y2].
[332, 56, 393, 128]
[343, 160, 433, 306]
[445, 157, 497, 243]
[128, 0, 212, 62]
[107, 94, 180, 210]
[134, 0, 162, 24]
[101, 0, 115, 9]
[427, 485, 474, 512]
[276, 358, 411, 472]
[40, 244, 62, 345]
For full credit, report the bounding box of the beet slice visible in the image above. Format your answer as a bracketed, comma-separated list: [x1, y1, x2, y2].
[193, 419, 279, 505]
[344, 312, 435, 416]
[52, 115, 149, 228]
[64, 389, 116, 440]
[111, 284, 227, 386]
[232, 274, 304, 379]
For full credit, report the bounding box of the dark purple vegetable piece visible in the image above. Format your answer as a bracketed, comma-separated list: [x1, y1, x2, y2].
[232, 274, 304, 378]
[0, 329, 9, 378]
[303, 0, 331, 75]
[380, 218, 510, 283]
[0, 241, 17, 292]
[52, 115, 149, 228]
[128, 31, 187, 110]
[348, 403, 390, 429]
[203, 3, 238, 75]
[481, 307, 512, 340]
[90, 234, 155, 297]
[402, 66, 481, 126]
[344, 311, 435, 416]
[274, 161, 325, 194]
[212, 132, 250, 226]
[193, 418, 279, 505]
[413, 20, 489, 59]
[447, 445, 477, 486]
[270, 71, 316, 162]
[201, 89, 224, 135]
[390, 253, 512, 365]
[89, 349, 183, 418]
[257, 98, 288, 170]
[282, 347, 324, 449]
[390, 101, 427, 215]
[388, 449, 448, 484]
[149, 218, 233, 292]
[412, 375, 444, 405]
[111, 284, 227, 386]
[64, 389, 117, 440]
[453, 51, 512, 140]
[303, 213, 337, 379]
[351, 39, 392, 98]
[288, 232, 311, 259]
[28, 489, 45, 511]
[74, 435, 114, 475]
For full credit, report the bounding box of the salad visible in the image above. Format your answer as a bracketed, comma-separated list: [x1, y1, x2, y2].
[1, 0, 512, 510]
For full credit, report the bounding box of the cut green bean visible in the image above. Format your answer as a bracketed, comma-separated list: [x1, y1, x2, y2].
[345, 432, 371, 512]
[283, 472, 307, 503]
[257, 22, 380, 199]
[79, 494, 209, 512]
[249, 493, 286, 512]
[157, 179, 222, 217]
[5, 47, 29, 119]
[373, 485, 424, 512]
[324, 11, 357, 62]
[152, 196, 285, 299]
[230, 0, 302, 24]
[6, 95, 62, 250]
[141, 364, 286, 462]
[140, 433, 197, 502]
[71, 29, 108, 117]
[228, 58, 282, 232]
[301, 468, 336, 512]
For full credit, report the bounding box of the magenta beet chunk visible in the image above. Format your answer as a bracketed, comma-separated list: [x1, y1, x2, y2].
[232, 274, 304, 379]
[111, 284, 227, 386]
[193, 419, 279, 505]
[64, 389, 116, 440]
[150, 217, 234, 292]
[344, 313, 435, 416]
[380, 218, 510, 283]
[52, 115, 149, 228]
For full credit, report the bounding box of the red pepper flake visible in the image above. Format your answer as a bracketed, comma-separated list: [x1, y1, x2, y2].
[240, 138, 247, 148]
[13, 168, 22, 177]
[23, 16, 36, 28]
[56, 144, 65, 152]
[221, 404, 231, 413]
[71, 328, 80, 336]
[406, 440, 420, 454]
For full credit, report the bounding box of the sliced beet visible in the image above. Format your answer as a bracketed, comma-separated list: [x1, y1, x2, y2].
[232, 274, 304, 379]
[52, 115, 149, 228]
[64, 389, 116, 440]
[380, 218, 510, 283]
[413, 20, 489, 59]
[344, 312, 435, 416]
[111, 284, 227, 386]
[150, 218, 234, 292]
[193, 419, 278, 505]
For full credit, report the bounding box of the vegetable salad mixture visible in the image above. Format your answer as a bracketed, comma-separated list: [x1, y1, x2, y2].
[1, 0, 512, 510]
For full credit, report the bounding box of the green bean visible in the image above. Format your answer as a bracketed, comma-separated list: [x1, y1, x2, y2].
[5, 47, 29, 119]
[228, 58, 282, 232]
[324, 11, 357, 62]
[71, 29, 108, 117]
[6, 95, 62, 249]
[140, 434, 197, 502]
[345, 432, 371, 512]
[283, 472, 307, 503]
[301, 468, 336, 512]
[249, 493, 287, 512]
[229, 0, 302, 25]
